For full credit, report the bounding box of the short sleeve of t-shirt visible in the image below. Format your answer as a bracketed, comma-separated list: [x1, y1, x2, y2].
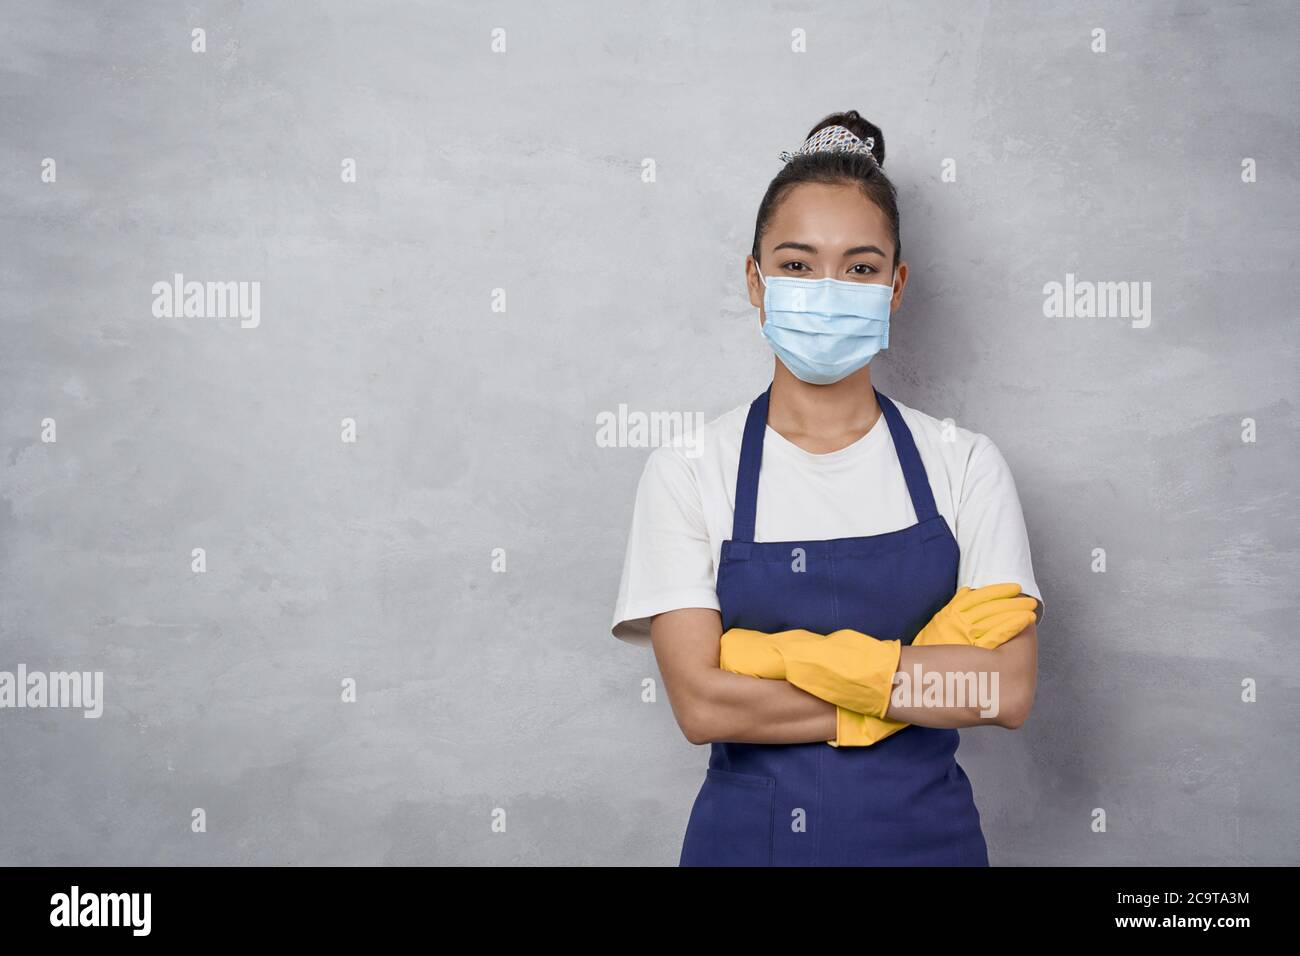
[953, 436, 1046, 625]
[610, 446, 720, 646]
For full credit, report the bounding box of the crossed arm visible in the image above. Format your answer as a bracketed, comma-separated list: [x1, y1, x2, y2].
[649, 606, 1038, 746]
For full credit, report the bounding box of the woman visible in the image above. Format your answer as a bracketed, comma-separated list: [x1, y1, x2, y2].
[610, 111, 1045, 866]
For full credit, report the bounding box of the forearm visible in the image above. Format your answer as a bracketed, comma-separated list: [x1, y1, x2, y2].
[884, 633, 1035, 729]
[682, 666, 839, 745]
[651, 607, 840, 745]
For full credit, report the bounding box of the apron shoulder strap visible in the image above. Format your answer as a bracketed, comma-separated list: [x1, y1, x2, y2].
[730, 385, 771, 542]
[875, 390, 940, 523]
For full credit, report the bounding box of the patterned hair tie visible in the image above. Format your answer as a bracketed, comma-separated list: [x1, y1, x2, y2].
[778, 124, 877, 164]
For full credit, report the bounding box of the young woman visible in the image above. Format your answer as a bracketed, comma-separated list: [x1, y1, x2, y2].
[610, 111, 1045, 867]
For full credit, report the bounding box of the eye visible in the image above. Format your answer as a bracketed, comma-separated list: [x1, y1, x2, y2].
[848, 263, 878, 277]
[780, 261, 810, 273]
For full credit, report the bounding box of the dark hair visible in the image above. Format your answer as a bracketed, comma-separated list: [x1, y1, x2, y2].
[750, 110, 900, 273]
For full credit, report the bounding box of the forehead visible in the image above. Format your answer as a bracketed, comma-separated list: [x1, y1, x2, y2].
[765, 181, 892, 251]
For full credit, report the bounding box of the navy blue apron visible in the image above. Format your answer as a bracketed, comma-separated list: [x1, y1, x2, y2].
[678, 385, 990, 866]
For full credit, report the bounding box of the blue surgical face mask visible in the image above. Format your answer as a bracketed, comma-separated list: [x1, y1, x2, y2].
[754, 258, 896, 385]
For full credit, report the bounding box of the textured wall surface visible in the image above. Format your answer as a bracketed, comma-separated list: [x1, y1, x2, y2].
[1, 1, 1297, 865]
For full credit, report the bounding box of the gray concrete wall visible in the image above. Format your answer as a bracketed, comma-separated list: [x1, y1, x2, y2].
[1, 1, 1296, 864]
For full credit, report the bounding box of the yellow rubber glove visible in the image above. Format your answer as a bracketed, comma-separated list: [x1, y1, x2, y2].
[834, 582, 1036, 743]
[912, 583, 1039, 649]
[720, 627, 901, 715]
[719, 628, 907, 747]
[778, 629, 902, 719]
[831, 705, 910, 748]
[719, 627, 819, 678]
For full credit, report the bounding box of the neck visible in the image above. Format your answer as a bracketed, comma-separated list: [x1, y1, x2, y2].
[767, 363, 882, 451]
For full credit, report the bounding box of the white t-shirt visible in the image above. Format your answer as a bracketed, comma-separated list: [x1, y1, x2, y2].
[610, 394, 1045, 647]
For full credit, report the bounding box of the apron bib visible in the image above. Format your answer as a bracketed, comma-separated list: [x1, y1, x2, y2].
[678, 386, 990, 866]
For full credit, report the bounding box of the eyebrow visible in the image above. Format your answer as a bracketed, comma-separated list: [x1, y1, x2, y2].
[772, 241, 887, 257]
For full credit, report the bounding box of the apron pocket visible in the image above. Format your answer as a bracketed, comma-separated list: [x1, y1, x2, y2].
[679, 767, 776, 867]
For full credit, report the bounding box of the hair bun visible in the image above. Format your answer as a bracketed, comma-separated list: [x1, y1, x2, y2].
[808, 110, 885, 168]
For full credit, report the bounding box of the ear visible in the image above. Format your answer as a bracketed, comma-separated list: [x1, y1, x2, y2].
[889, 261, 907, 310]
[747, 256, 765, 311]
